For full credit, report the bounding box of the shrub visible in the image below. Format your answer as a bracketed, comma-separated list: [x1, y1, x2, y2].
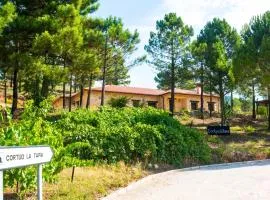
[0, 100, 65, 196]
[108, 96, 129, 108]
[57, 107, 210, 166]
[243, 125, 255, 133]
[1, 103, 211, 196]
[257, 106, 268, 118]
[231, 126, 243, 132]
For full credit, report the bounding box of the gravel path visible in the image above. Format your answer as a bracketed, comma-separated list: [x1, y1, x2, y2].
[103, 160, 270, 200]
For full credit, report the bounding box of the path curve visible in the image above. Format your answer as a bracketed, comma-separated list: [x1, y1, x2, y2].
[103, 160, 270, 200]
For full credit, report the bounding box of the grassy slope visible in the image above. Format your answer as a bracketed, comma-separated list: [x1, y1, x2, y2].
[179, 115, 270, 163]
[44, 162, 147, 200]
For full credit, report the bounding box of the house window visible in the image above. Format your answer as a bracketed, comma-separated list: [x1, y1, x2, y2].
[208, 102, 215, 112]
[73, 101, 80, 107]
[190, 101, 198, 110]
[132, 100, 140, 107]
[148, 101, 157, 108]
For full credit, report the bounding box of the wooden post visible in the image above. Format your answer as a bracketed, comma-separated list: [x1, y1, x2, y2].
[71, 166, 75, 183]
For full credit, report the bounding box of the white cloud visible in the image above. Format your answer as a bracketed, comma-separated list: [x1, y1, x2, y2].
[161, 0, 270, 32]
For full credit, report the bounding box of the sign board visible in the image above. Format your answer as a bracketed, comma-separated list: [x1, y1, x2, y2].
[207, 126, 230, 135]
[0, 146, 53, 170]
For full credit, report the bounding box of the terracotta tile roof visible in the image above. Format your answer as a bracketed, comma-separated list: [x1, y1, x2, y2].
[53, 93, 79, 103]
[256, 100, 269, 105]
[90, 85, 165, 96]
[88, 85, 219, 97]
[164, 88, 219, 97]
[58, 93, 79, 98]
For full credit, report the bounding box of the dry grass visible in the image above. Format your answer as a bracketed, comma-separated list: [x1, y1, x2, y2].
[44, 162, 147, 200]
[191, 115, 270, 163]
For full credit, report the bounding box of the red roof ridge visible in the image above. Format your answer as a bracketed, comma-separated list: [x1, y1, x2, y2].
[87, 85, 165, 96]
[82, 85, 219, 97]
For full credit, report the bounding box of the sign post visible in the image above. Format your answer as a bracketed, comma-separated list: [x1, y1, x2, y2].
[0, 171, 3, 200]
[37, 164, 42, 200]
[0, 146, 53, 200]
[207, 126, 230, 135]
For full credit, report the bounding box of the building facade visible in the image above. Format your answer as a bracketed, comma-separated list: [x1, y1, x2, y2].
[53, 85, 220, 113]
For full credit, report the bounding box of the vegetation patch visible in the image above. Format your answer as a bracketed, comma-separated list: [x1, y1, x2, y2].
[44, 162, 146, 200]
[1, 101, 210, 198]
[57, 107, 211, 166]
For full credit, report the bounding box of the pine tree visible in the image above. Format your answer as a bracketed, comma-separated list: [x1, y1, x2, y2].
[145, 13, 193, 114]
[198, 18, 240, 125]
[96, 17, 140, 106]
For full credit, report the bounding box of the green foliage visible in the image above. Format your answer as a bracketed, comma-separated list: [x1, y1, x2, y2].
[0, 2, 16, 33]
[198, 18, 240, 125]
[145, 13, 193, 113]
[97, 16, 141, 104]
[234, 11, 270, 128]
[257, 106, 268, 117]
[65, 142, 93, 160]
[239, 98, 252, 112]
[233, 98, 242, 113]
[243, 125, 255, 133]
[57, 107, 211, 166]
[232, 98, 252, 114]
[108, 96, 129, 108]
[0, 100, 65, 196]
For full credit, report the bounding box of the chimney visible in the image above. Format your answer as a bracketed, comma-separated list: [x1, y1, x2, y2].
[196, 83, 202, 94]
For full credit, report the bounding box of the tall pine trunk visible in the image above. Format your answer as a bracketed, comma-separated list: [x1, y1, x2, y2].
[3, 72, 7, 105]
[86, 74, 93, 109]
[74, 78, 77, 93]
[200, 63, 204, 120]
[11, 68, 18, 117]
[231, 90, 233, 113]
[79, 83, 84, 108]
[41, 76, 50, 99]
[170, 63, 175, 115]
[18, 79, 22, 93]
[34, 76, 41, 105]
[220, 92, 225, 125]
[101, 65, 106, 106]
[268, 86, 270, 130]
[170, 41, 175, 115]
[219, 73, 225, 125]
[101, 35, 108, 106]
[63, 57, 67, 109]
[41, 53, 49, 99]
[69, 74, 72, 112]
[252, 82, 256, 119]
[10, 75, 13, 87]
[209, 78, 213, 118]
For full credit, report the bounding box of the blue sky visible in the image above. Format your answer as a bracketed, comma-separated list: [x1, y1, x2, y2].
[95, 0, 270, 89]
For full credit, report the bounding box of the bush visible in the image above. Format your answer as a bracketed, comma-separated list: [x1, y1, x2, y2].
[1, 103, 211, 196]
[243, 125, 255, 133]
[0, 100, 65, 196]
[57, 107, 211, 166]
[257, 106, 268, 118]
[108, 96, 129, 108]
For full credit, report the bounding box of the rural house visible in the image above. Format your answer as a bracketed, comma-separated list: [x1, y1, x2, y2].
[53, 85, 220, 113]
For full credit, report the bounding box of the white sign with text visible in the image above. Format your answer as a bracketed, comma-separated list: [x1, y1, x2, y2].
[0, 146, 53, 170]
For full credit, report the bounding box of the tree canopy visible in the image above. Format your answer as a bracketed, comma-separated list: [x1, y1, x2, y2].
[145, 13, 193, 113]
